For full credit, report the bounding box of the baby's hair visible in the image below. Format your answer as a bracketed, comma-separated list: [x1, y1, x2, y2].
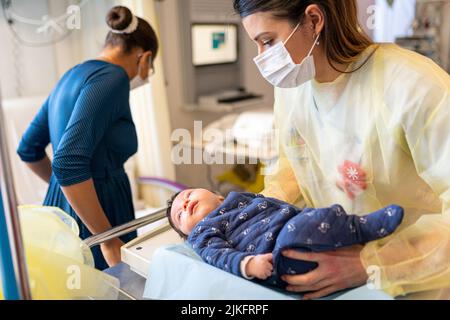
[166, 191, 188, 239]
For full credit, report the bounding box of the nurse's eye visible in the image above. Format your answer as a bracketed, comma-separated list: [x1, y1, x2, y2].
[262, 39, 273, 48]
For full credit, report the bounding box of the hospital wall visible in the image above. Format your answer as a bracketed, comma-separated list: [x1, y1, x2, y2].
[0, 0, 120, 100]
[0, 1, 58, 99]
[155, 0, 275, 189]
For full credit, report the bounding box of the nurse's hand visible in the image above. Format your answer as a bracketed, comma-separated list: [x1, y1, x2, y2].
[100, 238, 125, 267]
[281, 245, 368, 300]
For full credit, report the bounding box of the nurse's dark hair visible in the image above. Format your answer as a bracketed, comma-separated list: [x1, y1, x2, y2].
[105, 6, 159, 58]
[233, 0, 375, 73]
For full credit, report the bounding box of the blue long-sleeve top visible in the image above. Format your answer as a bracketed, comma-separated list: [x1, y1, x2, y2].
[17, 60, 137, 187]
[17, 60, 138, 270]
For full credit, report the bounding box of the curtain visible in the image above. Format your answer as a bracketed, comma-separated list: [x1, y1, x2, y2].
[374, 0, 416, 43]
[2, 95, 50, 205]
[120, 0, 175, 207]
[50, 0, 122, 76]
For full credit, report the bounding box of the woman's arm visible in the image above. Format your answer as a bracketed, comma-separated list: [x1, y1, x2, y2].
[24, 155, 52, 183]
[61, 179, 123, 266]
[17, 97, 51, 181]
[358, 88, 450, 297]
[61, 179, 112, 234]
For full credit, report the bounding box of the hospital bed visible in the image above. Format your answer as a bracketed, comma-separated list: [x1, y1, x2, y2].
[84, 182, 393, 301]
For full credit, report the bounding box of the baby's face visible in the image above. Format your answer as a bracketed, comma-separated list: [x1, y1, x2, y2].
[170, 189, 224, 235]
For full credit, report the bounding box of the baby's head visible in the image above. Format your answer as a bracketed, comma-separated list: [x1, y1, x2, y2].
[166, 188, 224, 239]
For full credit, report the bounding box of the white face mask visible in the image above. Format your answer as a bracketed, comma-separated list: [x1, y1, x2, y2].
[130, 73, 149, 91]
[253, 23, 320, 88]
[130, 56, 152, 91]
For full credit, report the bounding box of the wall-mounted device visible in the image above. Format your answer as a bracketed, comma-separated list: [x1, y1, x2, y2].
[191, 24, 238, 67]
[177, 0, 269, 112]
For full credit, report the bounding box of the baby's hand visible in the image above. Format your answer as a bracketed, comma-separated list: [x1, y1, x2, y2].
[246, 253, 273, 280]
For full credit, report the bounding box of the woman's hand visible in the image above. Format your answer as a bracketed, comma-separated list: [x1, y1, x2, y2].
[281, 245, 368, 300]
[246, 253, 273, 280]
[100, 238, 125, 267]
[25, 156, 52, 183]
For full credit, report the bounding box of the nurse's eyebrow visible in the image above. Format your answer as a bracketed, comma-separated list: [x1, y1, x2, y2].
[253, 32, 271, 42]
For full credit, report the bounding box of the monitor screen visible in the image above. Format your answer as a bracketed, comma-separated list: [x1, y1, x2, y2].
[191, 24, 238, 67]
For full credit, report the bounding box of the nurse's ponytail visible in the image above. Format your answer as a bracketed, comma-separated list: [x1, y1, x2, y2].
[234, 0, 375, 74]
[105, 6, 159, 58]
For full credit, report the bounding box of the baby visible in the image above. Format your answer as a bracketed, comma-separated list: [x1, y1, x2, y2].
[166, 189, 403, 289]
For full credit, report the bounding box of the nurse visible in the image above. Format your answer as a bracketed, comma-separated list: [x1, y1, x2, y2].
[17, 6, 158, 270]
[234, 0, 450, 299]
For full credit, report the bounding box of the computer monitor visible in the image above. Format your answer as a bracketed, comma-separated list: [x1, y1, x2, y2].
[191, 24, 238, 67]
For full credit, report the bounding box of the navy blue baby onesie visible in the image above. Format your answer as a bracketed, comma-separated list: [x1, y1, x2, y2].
[187, 192, 403, 289]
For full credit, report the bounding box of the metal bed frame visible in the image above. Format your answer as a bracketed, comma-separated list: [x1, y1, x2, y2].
[84, 207, 167, 248]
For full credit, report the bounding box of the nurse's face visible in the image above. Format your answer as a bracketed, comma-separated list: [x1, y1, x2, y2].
[242, 10, 318, 64]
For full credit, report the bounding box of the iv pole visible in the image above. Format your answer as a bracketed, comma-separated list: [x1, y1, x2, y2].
[0, 91, 32, 300]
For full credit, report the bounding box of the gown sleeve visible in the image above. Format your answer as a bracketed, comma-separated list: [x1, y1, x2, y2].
[360, 53, 450, 297]
[261, 89, 303, 205]
[17, 97, 51, 162]
[51, 69, 129, 187]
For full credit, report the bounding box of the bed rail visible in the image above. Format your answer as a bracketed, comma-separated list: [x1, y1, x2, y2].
[83, 207, 167, 248]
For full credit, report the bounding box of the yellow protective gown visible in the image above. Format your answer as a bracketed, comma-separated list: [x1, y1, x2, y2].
[0, 206, 121, 300]
[262, 43, 450, 298]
